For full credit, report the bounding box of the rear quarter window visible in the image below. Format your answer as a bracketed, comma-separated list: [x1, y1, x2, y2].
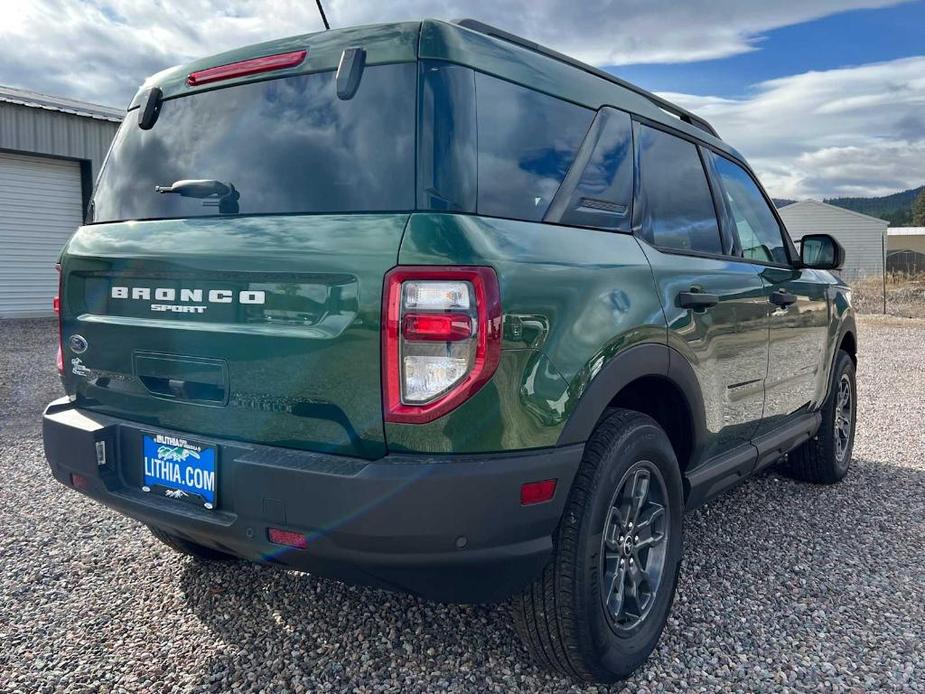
[553, 106, 634, 231]
[474, 74, 593, 222]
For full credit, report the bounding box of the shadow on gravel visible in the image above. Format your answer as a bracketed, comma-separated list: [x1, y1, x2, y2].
[177, 558, 533, 688]
[174, 455, 925, 690]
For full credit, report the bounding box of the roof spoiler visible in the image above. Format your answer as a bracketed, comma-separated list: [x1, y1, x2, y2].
[453, 18, 720, 139]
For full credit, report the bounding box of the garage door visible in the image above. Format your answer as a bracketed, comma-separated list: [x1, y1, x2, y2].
[0, 151, 84, 317]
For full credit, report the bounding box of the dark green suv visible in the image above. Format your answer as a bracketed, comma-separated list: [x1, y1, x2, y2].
[43, 19, 857, 682]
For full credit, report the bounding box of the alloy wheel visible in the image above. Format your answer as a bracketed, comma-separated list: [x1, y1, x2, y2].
[599, 461, 670, 633]
[834, 373, 853, 465]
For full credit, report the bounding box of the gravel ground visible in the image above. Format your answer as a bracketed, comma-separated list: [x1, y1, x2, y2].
[1, 316, 923, 693]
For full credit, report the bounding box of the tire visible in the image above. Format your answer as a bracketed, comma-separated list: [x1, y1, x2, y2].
[147, 525, 236, 561]
[780, 349, 856, 484]
[512, 409, 684, 682]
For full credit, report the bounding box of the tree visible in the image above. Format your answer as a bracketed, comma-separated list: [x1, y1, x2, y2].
[913, 188, 925, 227]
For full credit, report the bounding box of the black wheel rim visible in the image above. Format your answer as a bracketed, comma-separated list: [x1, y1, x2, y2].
[599, 461, 669, 634]
[834, 373, 853, 465]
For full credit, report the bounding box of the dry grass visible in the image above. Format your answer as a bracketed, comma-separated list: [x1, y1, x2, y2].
[852, 272, 925, 319]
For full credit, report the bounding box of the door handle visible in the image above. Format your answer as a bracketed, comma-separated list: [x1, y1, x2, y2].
[677, 290, 719, 310]
[770, 289, 798, 308]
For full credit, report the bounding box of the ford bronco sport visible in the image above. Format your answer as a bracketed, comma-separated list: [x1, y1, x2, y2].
[43, 19, 857, 682]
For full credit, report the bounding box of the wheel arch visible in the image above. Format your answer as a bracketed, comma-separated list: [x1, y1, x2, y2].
[838, 327, 857, 364]
[821, 313, 858, 404]
[557, 343, 707, 473]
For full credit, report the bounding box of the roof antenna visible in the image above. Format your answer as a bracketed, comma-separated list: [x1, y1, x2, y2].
[315, 0, 330, 30]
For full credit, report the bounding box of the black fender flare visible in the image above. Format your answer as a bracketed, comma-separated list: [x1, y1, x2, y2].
[823, 311, 857, 402]
[556, 342, 707, 463]
[837, 313, 857, 357]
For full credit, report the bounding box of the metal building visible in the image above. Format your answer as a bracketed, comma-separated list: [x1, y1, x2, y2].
[0, 85, 123, 318]
[887, 227, 925, 274]
[778, 200, 887, 281]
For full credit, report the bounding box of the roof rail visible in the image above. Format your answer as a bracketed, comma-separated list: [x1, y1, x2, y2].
[453, 18, 720, 139]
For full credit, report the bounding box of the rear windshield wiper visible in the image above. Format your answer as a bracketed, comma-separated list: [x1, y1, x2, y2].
[155, 179, 240, 214]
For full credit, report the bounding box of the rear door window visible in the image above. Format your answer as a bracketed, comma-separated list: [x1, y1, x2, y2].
[475, 74, 593, 222]
[91, 63, 417, 223]
[636, 124, 723, 255]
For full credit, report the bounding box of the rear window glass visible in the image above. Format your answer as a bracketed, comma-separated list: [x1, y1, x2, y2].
[91, 64, 416, 223]
[637, 125, 722, 255]
[475, 74, 593, 222]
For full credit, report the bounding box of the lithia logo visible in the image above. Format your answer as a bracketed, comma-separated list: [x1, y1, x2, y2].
[111, 286, 265, 314]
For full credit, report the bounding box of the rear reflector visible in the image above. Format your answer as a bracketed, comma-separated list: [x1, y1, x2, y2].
[70, 473, 91, 491]
[267, 528, 308, 550]
[520, 479, 557, 505]
[187, 49, 307, 86]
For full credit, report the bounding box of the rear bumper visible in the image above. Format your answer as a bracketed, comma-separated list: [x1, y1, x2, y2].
[42, 397, 583, 603]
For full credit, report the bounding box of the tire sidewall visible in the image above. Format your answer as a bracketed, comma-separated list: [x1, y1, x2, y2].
[831, 352, 857, 475]
[575, 415, 684, 677]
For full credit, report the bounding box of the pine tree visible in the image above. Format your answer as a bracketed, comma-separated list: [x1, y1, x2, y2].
[913, 188, 925, 226]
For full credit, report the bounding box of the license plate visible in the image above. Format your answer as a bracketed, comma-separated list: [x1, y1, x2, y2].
[142, 433, 217, 509]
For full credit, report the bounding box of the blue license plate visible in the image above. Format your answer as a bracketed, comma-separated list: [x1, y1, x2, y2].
[142, 433, 217, 509]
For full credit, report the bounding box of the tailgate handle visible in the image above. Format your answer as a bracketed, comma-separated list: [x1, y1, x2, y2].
[138, 375, 225, 403]
[134, 353, 228, 405]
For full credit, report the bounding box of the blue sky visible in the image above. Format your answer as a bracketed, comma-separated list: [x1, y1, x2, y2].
[1, 0, 923, 199]
[616, 1, 925, 98]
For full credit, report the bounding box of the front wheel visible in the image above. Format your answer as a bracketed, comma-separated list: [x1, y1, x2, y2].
[512, 409, 684, 682]
[781, 349, 857, 484]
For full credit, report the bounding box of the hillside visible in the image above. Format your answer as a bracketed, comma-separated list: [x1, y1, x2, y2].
[824, 185, 924, 226]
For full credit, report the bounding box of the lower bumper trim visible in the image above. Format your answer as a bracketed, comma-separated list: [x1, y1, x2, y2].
[43, 397, 583, 603]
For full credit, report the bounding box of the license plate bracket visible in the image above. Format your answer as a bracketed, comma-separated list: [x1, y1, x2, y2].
[142, 433, 217, 510]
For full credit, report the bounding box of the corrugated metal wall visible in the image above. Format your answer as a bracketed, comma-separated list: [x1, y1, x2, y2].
[0, 101, 120, 317]
[0, 152, 83, 317]
[0, 101, 120, 181]
[779, 200, 887, 280]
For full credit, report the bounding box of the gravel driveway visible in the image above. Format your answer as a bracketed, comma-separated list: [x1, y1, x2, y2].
[1, 316, 923, 692]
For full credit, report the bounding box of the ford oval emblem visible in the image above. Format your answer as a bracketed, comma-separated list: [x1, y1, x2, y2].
[69, 334, 89, 354]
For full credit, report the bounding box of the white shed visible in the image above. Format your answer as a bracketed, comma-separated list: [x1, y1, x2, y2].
[886, 227, 925, 274]
[0, 85, 122, 318]
[778, 200, 887, 280]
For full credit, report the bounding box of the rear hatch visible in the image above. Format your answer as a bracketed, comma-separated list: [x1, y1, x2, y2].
[58, 35, 419, 459]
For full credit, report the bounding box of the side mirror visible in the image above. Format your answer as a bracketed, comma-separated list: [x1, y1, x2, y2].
[799, 234, 845, 270]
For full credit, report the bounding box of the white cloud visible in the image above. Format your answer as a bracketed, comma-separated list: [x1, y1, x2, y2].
[0, 0, 909, 106]
[663, 56, 925, 198]
[0, 0, 920, 198]
[327, 0, 907, 67]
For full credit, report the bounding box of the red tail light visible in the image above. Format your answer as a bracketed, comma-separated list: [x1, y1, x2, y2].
[401, 313, 472, 342]
[187, 50, 307, 86]
[382, 267, 502, 424]
[54, 263, 63, 374]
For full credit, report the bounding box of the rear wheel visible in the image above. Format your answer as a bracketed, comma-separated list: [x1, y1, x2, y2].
[781, 349, 856, 484]
[512, 409, 683, 682]
[147, 526, 236, 561]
